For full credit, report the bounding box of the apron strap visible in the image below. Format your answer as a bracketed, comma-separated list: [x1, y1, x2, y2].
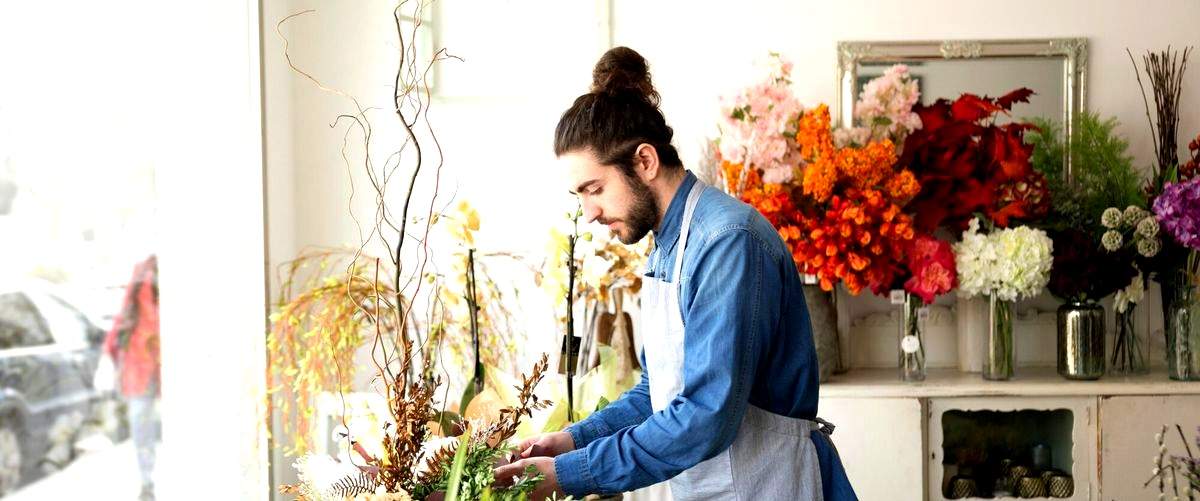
[671, 181, 707, 291]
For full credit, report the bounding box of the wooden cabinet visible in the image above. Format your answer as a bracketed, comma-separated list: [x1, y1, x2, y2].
[821, 368, 1200, 500]
[821, 397, 928, 500]
[1097, 395, 1200, 501]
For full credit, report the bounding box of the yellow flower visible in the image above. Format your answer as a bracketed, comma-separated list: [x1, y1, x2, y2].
[443, 200, 481, 246]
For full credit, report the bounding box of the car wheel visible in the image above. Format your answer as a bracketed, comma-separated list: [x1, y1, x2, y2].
[0, 419, 22, 495]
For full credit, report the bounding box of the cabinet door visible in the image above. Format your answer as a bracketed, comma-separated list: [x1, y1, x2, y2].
[821, 397, 926, 500]
[1099, 395, 1200, 501]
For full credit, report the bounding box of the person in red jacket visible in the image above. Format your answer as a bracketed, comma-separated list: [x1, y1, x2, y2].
[102, 254, 160, 501]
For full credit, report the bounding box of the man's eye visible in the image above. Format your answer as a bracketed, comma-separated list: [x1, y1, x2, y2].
[590, 187, 602, 195]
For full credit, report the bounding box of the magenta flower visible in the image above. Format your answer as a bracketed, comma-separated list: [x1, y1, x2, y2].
[1153, 178, 1200, 251]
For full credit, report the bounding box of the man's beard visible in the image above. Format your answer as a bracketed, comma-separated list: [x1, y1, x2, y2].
[616, 175, 659, 245]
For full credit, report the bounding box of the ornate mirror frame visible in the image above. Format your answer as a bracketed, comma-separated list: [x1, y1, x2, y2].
[836, 38, 1088, 178]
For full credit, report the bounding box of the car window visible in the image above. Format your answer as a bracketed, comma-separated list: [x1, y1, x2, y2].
[0, 292, 53, 349]
[27, 292, 90, 347]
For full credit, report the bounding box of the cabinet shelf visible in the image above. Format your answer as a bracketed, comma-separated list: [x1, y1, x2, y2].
[821, 367, 1200, 398]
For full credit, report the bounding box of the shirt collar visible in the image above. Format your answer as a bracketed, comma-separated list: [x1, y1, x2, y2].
[651, 170, 697, 256]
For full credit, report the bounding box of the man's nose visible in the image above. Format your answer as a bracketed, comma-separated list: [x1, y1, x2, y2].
[581, 201, 602, 224]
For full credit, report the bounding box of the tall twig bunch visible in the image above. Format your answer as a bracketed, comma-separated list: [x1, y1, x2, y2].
[1129, 46, 1192, 194]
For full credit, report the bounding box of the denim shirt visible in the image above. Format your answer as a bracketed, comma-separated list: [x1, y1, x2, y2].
[554, 171, 821, 496]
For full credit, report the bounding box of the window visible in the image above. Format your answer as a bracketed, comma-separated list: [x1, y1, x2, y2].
[0, 293, 53, 349]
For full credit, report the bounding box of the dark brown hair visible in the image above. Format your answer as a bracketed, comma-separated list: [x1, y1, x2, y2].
[553, 47, 682, 175]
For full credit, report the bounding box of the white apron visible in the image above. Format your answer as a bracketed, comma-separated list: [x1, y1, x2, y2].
[640, 180, 828, 501]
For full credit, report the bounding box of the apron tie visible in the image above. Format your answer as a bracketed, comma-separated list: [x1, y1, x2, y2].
[815, 417, 836, 437]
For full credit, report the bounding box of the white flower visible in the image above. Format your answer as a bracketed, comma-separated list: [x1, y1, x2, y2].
[1124, 205, 1147, 227]
[1138, 238, 1161, 258]
[1102, 207, 1123, 229]
[1115, 274, 1145, 313]
[1102, 230, 1124, 251]
[1138, 216, 1160, 238]
[953, 219, 1052, 301]
[293, 454, 364, 501]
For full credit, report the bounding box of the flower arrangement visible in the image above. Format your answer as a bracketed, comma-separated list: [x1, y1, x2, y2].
[954, 218, 1054, 302]
[790, 104, 920, 294]
[955, 218, 1052, 379]
[1181, 133, 1200, 181]
[715, 61, 922, 295]
[1046, 227, 1136, 304]
[898, 88, 1047, 232]
[1154, 177, 1200, 280]
[1093, 204, 1162, 314]
[835, 64, 923, 148]
[538, 207, 648, 422]
[901, 234, 957, 304]
[716, 53, 803, 188]
[434, 200, 521, 392]
[274, 5, 556, 499]
[268, 250, 404, 456]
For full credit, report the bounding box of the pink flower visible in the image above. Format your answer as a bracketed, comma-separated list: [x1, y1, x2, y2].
[903, 234, 958, 304]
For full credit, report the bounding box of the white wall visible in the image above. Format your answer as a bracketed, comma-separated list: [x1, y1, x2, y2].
[153, 1, 270, 500]
[613, 0, 1200, 172]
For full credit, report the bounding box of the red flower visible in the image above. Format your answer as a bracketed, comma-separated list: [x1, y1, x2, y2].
[899, 88, 1038, 232]
[901, 234, 957, 304]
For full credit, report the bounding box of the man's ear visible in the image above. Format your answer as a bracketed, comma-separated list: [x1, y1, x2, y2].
[633, 143, 661, 183]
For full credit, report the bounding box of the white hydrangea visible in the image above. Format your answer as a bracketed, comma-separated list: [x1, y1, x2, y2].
[1101, 207, 1123, 229]
[1102, 230, 1124, 251]
[954, 218, 1054, 301]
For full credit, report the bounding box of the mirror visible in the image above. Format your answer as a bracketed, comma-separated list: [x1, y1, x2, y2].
[837, 38, 1087, 176]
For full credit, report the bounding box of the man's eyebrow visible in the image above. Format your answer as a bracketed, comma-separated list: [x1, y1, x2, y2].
[570, 179, 599, 195]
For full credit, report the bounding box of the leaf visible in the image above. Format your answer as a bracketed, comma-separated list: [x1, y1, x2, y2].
[459, 362, 486, 413]
[995, 87, 1035, 110]
[436, 411, 463, 436]
[950, 93, 1002, 123]
[444, 433, 472, 501]
[595, 396, 611, 412]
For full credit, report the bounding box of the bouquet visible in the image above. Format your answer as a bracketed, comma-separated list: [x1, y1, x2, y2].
[1153, 177, 1200, 281]
[792, 104, 920, 294]
[900, 234, 957, 304]
[716, 53, 803, 189]
[899, 88, 1048, 232]
[835, 64, 923, 148]
[954, 218, 1053, 302]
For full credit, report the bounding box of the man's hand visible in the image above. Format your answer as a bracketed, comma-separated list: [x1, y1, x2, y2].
[511, 431, 575, 461]
[493, 456, 564, 501]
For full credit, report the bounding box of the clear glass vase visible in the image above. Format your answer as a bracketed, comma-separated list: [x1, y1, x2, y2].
[1166, 271, 1200, 381]
[898, 292, 926, 382]
[1109, 303, 1148, 376]
[983, 294, 1014, 381]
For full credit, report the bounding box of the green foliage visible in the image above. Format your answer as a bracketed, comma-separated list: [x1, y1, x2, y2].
[1028, 112, 1146, 235]
[416, 437, 542, 501]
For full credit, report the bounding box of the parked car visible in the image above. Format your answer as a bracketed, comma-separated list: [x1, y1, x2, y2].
[0, 286, 108, 495]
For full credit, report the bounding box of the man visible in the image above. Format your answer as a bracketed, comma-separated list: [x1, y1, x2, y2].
[495, 47, 856, 500]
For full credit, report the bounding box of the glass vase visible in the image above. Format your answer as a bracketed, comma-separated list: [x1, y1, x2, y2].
[983, 294, 1014, 381]
[1109, 303, 1148, 376]
[1166, 271, 1200, 381]
[1056, 301, 1105, 380]
[898, 292, 927, 382]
